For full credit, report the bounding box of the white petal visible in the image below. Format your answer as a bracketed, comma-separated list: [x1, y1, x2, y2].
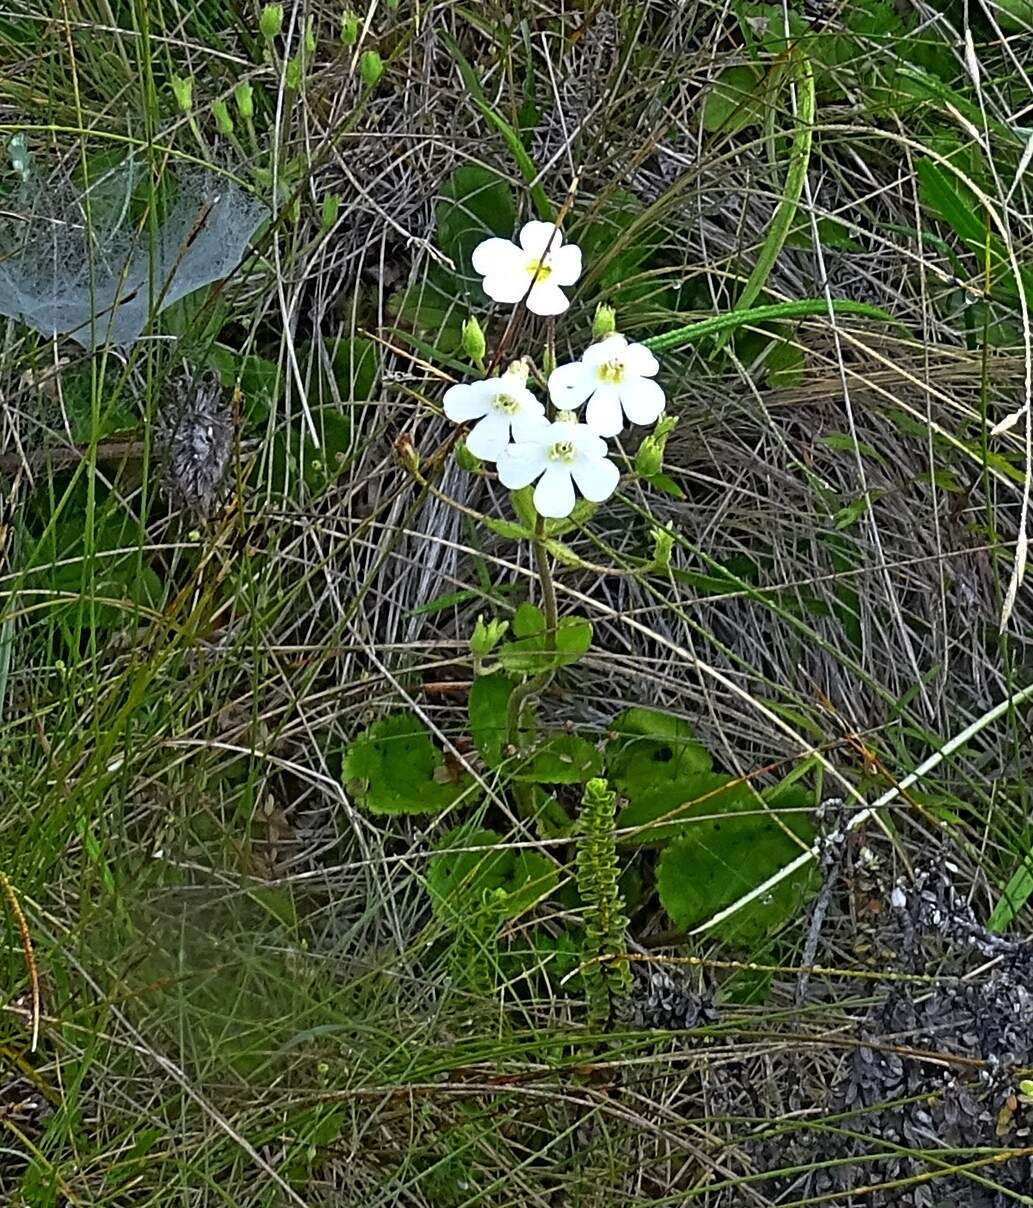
[533, 465, 576, 518]
[443, 380, 492, 423]
[619, 376, 666, 426]
[571, 423, 609, 459]
[497, 442, 549, 489]
[584, 385, 624, 437]
[465, 413, 513, 461]
[622, 341, 659, 378]
[548, 243, 582, 286]
[571, 454, 620, 503]
[525, 280, 569, 316]
[548, 362, 596, 408]
[511, 407, 548, 442]
[518, 220, 561, 257]
[582, 333, 628, 369]
[471, 237, 523, 277]
[508, 382, 544, 414]
[482, 270, 531, 305]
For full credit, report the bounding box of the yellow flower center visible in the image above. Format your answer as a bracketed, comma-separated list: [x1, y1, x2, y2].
[525, 256, 552, 282]
[548, 440, 576, 464]
[492, 392, 521, 415]
[597, 358, 625, 384]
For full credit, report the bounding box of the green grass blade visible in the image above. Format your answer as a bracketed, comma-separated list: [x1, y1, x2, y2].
[713, 52, 815, 350]
[643, 298, 899, 354]
[439, 31, 553, 221]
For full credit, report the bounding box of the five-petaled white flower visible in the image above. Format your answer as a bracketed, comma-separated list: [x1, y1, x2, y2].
[443, 367, 545, 462]
[496, 415, 620, 519]
[548, 332, 665, 438]
[472, 221, 582, 316]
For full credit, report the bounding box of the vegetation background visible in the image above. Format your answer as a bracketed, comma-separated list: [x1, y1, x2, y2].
[3, 0, 1033, 1204]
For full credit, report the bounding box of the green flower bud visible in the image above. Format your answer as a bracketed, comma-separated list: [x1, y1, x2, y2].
[471, 615, 509, 659]
[285, 53, 302, 90]
[542, 344, 556, 376]
[650, 523, 675, 569]
[304, 16, 316, 55]
[454, 439, 482, 473]
[212, 97, 234, 136]
[1020, 1079, 1033, 1097]
[592, 303, 617, 340]
[259, 3, 284, 41]
[234, 81, 254, 120]
[635, 435, 663, 478]
[359, 48, 383, 89]
[461, 316, 486, 363]
[321, 193, 341, 229]
[170, 73, 193, 113]
[340, 10, 359, 44]
[635, 413, 678, 477]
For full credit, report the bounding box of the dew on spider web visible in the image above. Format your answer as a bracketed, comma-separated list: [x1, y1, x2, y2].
[0, 156, 266, 350]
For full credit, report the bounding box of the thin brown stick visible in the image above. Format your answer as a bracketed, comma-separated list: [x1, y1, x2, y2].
[0, 871, 41, 1053]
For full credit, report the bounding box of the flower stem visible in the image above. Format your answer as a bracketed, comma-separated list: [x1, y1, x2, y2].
[506, 522, 559, 749]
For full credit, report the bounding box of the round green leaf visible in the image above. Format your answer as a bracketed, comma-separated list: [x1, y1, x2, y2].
[656, 808, 816, 944]
[342, 714, 471, 815]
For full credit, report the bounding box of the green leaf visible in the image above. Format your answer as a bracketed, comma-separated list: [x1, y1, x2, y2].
[497, 616, 592, 674]
[513, 733, 603, 784]
[428, 824, 557, 924]
[512, 602, 545, 638]
[343, 714, 471, 815]
[702, 65, 765, 134]
[436, 163, 517, 282]
[617, 773, 751, 845]
[573, 189, 664, 301]
[656, 805, 816, 944]
[832, 490, 879, 531]
[988, 855, 1033, 932]
[427, 825, 511, 923]
[764, 338, 805, 388]
[468, 673, 514, 767]
[330, 335, 378, 400]
[644, 471, 684, 499]
[605, 707, 711, 798]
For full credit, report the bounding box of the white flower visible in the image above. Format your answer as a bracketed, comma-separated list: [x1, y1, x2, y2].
[471, 221, 582, 316]
[496, 416, 620, 519]
[442, 368, 545, 461]
[548, 332, 665, 438]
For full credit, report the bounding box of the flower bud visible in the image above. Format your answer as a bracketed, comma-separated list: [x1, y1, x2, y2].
[1020, 1079, 1033, 1097]
[635, 435, 663, 478]
[635, 413, 678, 477]
[212, 97, 234, 135]
[340, 9, 359, 44]
[285, 54, 302, 89]
[259, 3, 283, 41]
[592, 303, 617, 340]
[321, 193, 341, 229]
[394, 432, 421, 478]
[234, 81, 254, 120]
[170, 73, 193, 113]
[359, 48, 383, 88]
[304, 15, 316, 55]
[650, 524, 674, 569]
[454, 439, 482, 473]
[461, 316, 486, 363]
[471, 615, 509, 659]
[504, 357, 530, 385]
